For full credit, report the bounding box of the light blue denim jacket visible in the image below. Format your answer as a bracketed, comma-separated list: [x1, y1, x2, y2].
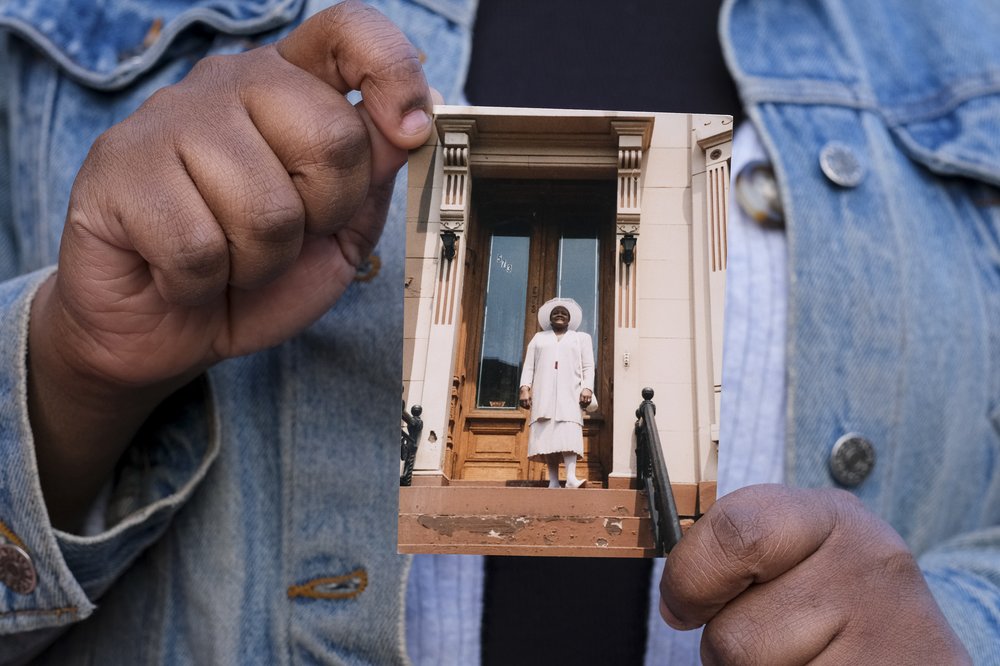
[0, 0, 997, 664]
[720, 1, 1000, 662]
[0, 0, 474, 663]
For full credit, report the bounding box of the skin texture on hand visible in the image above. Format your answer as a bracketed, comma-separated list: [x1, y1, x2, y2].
[27, 0, 434, 531]
[659, 485, 972, 665]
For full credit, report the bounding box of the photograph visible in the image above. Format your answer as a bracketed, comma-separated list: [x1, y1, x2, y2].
[400, 106, 731, 557]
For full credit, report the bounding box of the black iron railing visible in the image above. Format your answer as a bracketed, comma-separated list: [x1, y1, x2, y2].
[635, 388, 683, 555]
[400, 403, 423, 487]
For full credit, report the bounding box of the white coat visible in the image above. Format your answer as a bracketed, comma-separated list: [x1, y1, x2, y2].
[519, 330, 595, 426]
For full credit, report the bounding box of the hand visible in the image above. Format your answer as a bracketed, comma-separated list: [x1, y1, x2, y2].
[659, 485, 971, 665]
[519, 386, 531, 410]
[28, 0, 433, 529]
[579, 388, 592, 409]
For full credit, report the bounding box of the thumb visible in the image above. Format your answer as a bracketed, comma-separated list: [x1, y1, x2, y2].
[275, 1, 433, 149]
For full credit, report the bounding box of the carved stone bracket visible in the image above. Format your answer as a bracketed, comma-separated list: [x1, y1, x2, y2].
[611, 121, 650, 236]
[438, 119, 478, 234]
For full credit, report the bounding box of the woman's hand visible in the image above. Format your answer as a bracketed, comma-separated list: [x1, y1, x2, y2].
[519, 386, 532, 410]
[579, 388, 593, 409]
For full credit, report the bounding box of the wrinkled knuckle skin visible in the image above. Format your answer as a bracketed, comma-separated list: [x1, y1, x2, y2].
[708, 498, 775, 567]
[313, 112, 371, 172]
[188, 53, 233, 82]
[325, 0, 375, 30]
[165, 227, 228, 282]
[366, 31, 421, 81]
[246, 201, 304, 247]
[879, 548, 921, 581]
[702, 620, 762, 666]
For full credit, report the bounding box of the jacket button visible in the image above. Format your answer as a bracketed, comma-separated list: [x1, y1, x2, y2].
[735, 160, 784, 228]
[829, 434, 876, 487]
[819, 141, 866, 187]
[0, 543, 37, 594]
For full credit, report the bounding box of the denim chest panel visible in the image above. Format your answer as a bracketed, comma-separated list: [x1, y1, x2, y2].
[723, 0, 1000, 556]
[0, 0, 473, 663]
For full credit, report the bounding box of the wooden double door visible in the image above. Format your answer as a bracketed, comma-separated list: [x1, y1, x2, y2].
[448, 179, 615, 483]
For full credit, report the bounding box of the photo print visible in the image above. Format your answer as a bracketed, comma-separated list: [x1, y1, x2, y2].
[400, 106, 731, 557]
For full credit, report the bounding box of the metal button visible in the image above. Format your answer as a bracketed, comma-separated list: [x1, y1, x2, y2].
[735, 160, 784, 228]
[0, 543, 37, 595]
[829, 434, 876, 487]
[819, 141, 866, 188]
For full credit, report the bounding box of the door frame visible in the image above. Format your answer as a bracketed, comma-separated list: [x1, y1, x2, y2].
[450, 178, 617, 483]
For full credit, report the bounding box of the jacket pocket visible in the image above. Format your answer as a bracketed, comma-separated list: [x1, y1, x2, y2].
[0, 0, 305, 91]
[888, 85, 1000, 188]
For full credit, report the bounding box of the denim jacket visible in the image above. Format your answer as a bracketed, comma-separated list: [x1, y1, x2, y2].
[0, 0, 997, 664]
[721, 0, 1000, 662]
[0, 0, 474, 663]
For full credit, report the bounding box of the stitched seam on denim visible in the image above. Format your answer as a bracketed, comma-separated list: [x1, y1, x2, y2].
[0, 522, 26, 550]
[881, 74, 1000, 126]
[55, 374, 222, 546]
[397, 554, 413, 666]
[0, 1, 302, 91]
[36, 65, 56, 268]
[739, 74, 1000, 129]
[743, 106, 800, 485]
[286, 569, 368, 600]
[0, 605, 77, 619]
[280, 339, 296, 666]
[891, 131, 1000, 189]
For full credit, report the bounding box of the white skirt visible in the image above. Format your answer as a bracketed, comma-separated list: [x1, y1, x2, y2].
[527, 418, 583, 460]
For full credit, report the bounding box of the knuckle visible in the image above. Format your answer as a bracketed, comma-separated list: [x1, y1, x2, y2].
[87, 126, 119, 162]
[325, 0, 378, 31]
[246, 199, 304, 247]
[702, 620, 764, 665]
[189, 54, 232, 81]
[164, 223, 228, 280]
[707, 498, 777, 568]
[365, 31, 421, 81]
[83, 125, 133, 179]
[876, 547, 920, 581]
[323, 2, 424, 82]
[316, 113, 370, 169]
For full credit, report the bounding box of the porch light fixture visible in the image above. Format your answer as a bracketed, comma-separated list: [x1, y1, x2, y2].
[440, 230, 457, 261]
[620, 233, 637, 266]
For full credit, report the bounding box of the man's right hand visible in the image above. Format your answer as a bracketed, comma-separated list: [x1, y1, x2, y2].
[519, 386, 532, 410]
[27, 0, 434, 530]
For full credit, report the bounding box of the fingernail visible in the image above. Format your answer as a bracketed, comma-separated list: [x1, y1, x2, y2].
[400, 109, 431, 136]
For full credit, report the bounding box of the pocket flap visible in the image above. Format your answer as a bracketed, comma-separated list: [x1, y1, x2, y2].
[890, 88, 1000, 188]
[0, 0, 304, 91]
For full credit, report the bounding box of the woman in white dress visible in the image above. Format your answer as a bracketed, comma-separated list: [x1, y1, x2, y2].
[518, 298, 596, 488]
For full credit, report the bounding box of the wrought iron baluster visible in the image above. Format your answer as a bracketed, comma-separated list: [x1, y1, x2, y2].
[634, 388, 683, 554]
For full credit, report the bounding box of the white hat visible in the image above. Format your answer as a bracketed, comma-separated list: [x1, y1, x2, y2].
[537, 298, 583, 331]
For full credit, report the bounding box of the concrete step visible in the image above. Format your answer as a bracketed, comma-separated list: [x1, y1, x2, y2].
[401, 486, 650, 517]
[399, 486, 670, 558]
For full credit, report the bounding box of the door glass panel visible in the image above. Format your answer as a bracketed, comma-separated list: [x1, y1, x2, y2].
[476, 219, 530, 409]
[557, 229, 600, 387]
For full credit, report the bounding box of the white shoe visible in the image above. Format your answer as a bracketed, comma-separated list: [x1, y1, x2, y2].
[566, 478, 587, 489]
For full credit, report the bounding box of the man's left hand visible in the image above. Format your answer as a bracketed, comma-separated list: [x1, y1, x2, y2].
[659, 484, 971, 665]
